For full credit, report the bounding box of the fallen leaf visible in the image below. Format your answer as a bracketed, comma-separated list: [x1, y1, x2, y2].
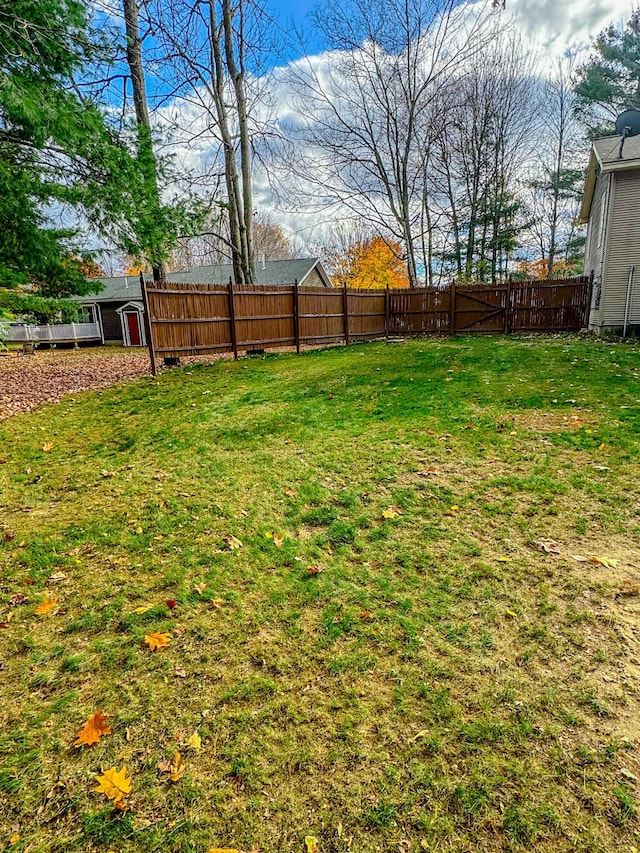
[42, 442, 53, 452]
[359, 609, 372, 620]
[158, 752, 185, 782]
[409, 729, 430, 742]
[94, 766, 132, 804]
[174, 668, 187, 678]
[588, 555, 619, 568]
[533, 537, 560, 555]
[206, 849, 239, 853]
[100, 469, 115, 478]
[34, 598, 57, 615]
[47, 571, 67, 583]
[504, 609, 518, 619]
[75, 712, 111, 747]
[186, 731, 202, 753]
[134, 526, 143, 535]
[9, 834, 20, 845]
[133, 604, 153, 614]
[283, 488, 297, 497]
[224, 535, 243, 550]
[571, 555, 588, 562]
[620, 767, 639, 782]
[273, 533, 284, 548]
[145, 632, 170, 651]
[496, 557, 511, 563]
[598, 443, 606, 451]
[382, 506, 401, 519]
[9, 594, 28, 606]
[307, 565, 325, 575]
[305, 837, 319, 853]
[165, 599, 178, 610]
[444, 505, 459, 517]
[195, 582, 206, 594]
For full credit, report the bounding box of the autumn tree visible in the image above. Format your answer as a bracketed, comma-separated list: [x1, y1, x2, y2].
[253, 215, 295, 260]
[333, 236, 409, 289]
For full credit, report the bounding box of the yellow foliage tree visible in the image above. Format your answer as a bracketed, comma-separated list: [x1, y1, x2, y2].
[333, 237, 409, 289]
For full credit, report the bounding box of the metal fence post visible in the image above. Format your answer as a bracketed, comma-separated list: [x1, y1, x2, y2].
[228, 277, 238, 359]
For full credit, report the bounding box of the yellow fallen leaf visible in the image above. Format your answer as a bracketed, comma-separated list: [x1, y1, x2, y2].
[135, 526, 143, 535]
[497, 556, 510, 562]
[264, 531, 273, 539]
[505, 609, 518, 619]
[206, 849, 239, 853]
[588, 555, 619, 568]
[133, 604, 153, 614]
[34, 598, 57, 615]
[382, 506, 401, 519]
[94, 765, 132, 803]
[9, 834, 20, 845]
[186, 731, 202, 753]
[145, 632, 170, 650]
[305, 837, 319, 853]
[598, 443, 606, 451]
[42, 442, 53, 452]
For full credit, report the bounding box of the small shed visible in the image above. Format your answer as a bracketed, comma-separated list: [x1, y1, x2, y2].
[579, 135, 640, 334]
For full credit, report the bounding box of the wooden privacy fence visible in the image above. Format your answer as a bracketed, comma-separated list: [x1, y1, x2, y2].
[142, 276, 592, 374]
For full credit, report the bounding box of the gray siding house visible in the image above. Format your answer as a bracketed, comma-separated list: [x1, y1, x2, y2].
[579, 135, 640, 333]
[78, 258, 331, 346]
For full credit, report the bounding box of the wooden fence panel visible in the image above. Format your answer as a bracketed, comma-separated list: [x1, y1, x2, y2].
[299, 287, 344, 344]
[145, 283, 231, 358]
[143, 275, 592, 373]
[510, 279, 590, 331]
[390, 288, 451, 334]
[233, 286, 295, 349]
[348, 290, 387, 341]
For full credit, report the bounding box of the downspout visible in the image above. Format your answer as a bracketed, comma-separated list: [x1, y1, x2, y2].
[623, 265, 636, 338]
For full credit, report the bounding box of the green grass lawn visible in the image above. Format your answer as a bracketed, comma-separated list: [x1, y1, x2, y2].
[1, 335, 640, 853]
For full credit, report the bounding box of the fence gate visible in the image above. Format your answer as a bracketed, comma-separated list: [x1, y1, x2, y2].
[454, 286, 509, 333]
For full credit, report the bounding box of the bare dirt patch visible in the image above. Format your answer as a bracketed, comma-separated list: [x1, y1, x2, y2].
[0, 347, 150, 419]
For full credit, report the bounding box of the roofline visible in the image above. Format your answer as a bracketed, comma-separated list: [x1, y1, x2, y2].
[579, 139, 640, 224]
[298, 259, 332, 287]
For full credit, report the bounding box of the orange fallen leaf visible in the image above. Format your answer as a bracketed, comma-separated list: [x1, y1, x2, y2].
[145, 632, 170, 651]
[158, 751, 185, 782]
[75, 711, 111, 747]
[34, 598, 57, 615]
[359, 609, 372, 620]
[94, 765, 132, 804]
[307, 565, 325, 575]
[42, 442, 53, 452]
[273, 533, 284, 548]
[283, 488, 297, 497]
[588, 555, 619, 568]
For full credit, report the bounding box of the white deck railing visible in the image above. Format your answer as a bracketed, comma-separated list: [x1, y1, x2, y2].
[5, 322, 102, 343]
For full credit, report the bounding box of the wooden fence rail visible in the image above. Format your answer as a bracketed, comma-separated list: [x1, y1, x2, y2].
[143, 276, 592, 374]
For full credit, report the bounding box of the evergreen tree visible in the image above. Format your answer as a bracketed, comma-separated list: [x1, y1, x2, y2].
[574, 10, 640, 136]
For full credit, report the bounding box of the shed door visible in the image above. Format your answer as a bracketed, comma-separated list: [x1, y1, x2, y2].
[126, 312, 141, 346]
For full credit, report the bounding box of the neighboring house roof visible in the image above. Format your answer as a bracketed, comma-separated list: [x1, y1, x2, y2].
[79, 258, 330, 303]
[579, 135, 640, 224]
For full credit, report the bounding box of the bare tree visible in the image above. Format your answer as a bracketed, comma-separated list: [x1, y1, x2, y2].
[145, 0, 279, 285]
[284, 0, 499, 287]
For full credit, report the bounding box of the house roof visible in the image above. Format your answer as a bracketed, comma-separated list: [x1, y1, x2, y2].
[79, 258, 330, 303]
[579, 135, 640, 224]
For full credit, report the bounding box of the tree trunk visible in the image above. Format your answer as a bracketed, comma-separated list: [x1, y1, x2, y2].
[122, 0, 166, 282]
